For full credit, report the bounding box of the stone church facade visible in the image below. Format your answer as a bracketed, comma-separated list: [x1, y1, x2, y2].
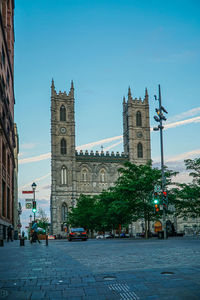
[50, 80, 151, 236]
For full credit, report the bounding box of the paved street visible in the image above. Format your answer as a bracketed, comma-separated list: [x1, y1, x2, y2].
[0, 237, 200, 300]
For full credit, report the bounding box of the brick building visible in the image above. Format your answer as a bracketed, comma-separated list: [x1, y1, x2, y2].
[0, 0, 18, 240]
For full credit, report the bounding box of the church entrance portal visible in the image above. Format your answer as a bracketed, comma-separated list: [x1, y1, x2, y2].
[154, 221, 162, 233]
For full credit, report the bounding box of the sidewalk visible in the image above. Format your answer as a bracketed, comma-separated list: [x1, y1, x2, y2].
[0, 239, 200, 300]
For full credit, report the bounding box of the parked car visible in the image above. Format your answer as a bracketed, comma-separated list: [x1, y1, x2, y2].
[68, 228, 88, 241]
[96, 233, 114, 239]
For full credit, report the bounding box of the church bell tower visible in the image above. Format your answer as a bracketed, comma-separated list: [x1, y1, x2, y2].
[50, 80, 76, 235]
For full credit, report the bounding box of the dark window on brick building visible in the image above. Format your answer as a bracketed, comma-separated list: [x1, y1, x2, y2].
[136, 111, 142, 127]
[60, 105, 66, 121]
[2, 142, 6, 167]
[1, 46, 5, 67]
[7, 187, 10, 219]
[2, 180, 6, 217]
[137, 143, 143, 158]
[60, 138, 66, 155]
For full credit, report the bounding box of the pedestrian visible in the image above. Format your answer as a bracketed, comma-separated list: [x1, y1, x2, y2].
[7, 225, 13, 242]
[31, 221, 41, 244]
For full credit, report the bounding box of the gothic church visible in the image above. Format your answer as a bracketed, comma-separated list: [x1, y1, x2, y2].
[50, 80, 151, 235]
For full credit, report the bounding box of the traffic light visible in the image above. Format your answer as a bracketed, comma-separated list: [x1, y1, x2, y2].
[153, 192, 160, 212]
[153, 192, 159, 204]
[32, 200, 37, 213]
[162, 191, 168, 208]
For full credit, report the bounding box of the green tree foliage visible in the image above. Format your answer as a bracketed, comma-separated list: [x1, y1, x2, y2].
[67, 161, 177, 236]
[174, 158, 200, 218]
[67, 194, 97, 231]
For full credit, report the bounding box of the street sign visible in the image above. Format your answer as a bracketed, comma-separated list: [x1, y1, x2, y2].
[154, 185, 161, 192]
[22, 191, 33, 194]
[25, 199, 32, 202]
[26, 203, 32, 209]
[25, 226, 29, 228]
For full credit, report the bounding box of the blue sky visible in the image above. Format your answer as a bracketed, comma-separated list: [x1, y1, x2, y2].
[14, 0, 200, 230]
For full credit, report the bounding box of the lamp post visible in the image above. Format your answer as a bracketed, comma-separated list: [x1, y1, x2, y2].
[153, 85, 168, 240]
[31, 182, 37, 221]
[29, 214, 32, 223]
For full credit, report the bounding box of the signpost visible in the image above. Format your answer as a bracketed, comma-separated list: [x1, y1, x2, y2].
[26, 203, 32, 209]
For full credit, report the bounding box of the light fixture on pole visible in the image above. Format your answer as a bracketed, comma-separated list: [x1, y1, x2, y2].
[31, 182, 37, 221]
[153, 85, 168, 240]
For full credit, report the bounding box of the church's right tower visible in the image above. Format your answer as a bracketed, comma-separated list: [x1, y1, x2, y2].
[123, 87, 151, 164]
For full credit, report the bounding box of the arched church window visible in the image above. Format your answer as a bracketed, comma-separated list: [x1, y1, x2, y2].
[137, 142, 143, 158]
[60, 138, 66, 155]
[82, 168, 88, 182]
[60, 105, 66, 121]
[136, 111, 142, 127]
[61, 203, 68, 222]
[100, 169, 106, 182]
[61, 166, 67, 185]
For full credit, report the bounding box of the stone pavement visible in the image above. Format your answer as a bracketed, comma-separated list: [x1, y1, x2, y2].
[0, 237, 200, 300]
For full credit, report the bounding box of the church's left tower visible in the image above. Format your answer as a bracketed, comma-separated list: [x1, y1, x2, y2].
[50, 80, 76, 235]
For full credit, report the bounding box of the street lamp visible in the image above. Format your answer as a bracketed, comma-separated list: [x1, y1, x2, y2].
[31, 182, 37, 221]
[153, 85, 168, 240]
[29, 214, 32, 223]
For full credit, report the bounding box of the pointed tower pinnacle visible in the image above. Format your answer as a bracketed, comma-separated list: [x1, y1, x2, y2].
[144, 87, 149, 102]
[123, 96, 126, 104]
[51, 78, 56, 95]
[128, 86, 132, 101]
[51, 78, 55, 88]
[70, 80, 74, 98]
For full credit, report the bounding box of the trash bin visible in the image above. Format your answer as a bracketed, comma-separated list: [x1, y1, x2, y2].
[158, 231, 164, 239]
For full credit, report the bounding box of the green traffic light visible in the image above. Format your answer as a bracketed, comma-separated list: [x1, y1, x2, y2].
[32, 208, 37, 213]
[154, 199, 158, 204]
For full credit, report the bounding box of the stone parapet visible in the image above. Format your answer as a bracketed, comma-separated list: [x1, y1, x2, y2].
[75, 150, 129, 163]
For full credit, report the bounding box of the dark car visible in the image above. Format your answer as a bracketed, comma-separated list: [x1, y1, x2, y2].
[68, 228, 88, 241]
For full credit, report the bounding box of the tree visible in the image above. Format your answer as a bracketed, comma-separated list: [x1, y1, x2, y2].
[114, 161, 162, 237]
[67, 194, 97, 234]
[36, 208, 49, 232]
[173, 158, 200, 218]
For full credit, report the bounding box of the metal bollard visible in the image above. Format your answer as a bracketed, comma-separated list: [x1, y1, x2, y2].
[20, 238, 25, 246]
[46, 235, 48, 246]
[0, 239, 4, 247]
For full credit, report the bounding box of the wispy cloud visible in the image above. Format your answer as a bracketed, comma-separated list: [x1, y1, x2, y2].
[167, 107, 200, 123]
[164, 116, 200, 130]
[18, 114, 200, 165]
[152, 50, 196, 64]
[104, 140, 123, 151]
[19, 153, 51, 164]
[20, 143, 36, 150]
[76, 135, 123, 151]
[19, 173, 51, 191]
[153, 148, 200, 164]
[165, 149, 200, 163]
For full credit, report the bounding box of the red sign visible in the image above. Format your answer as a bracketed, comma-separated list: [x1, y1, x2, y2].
[22, 191, 33, 194]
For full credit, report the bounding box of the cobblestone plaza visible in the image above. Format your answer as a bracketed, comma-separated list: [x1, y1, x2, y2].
[0, 237, 200, 299]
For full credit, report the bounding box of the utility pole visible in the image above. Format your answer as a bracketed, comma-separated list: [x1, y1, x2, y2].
[153, 85, 168, 239]
[31, 182, 37, 221]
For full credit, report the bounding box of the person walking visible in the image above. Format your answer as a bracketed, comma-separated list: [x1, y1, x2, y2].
[31, 220, 41, 244]
[7, 225, 13, 242]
